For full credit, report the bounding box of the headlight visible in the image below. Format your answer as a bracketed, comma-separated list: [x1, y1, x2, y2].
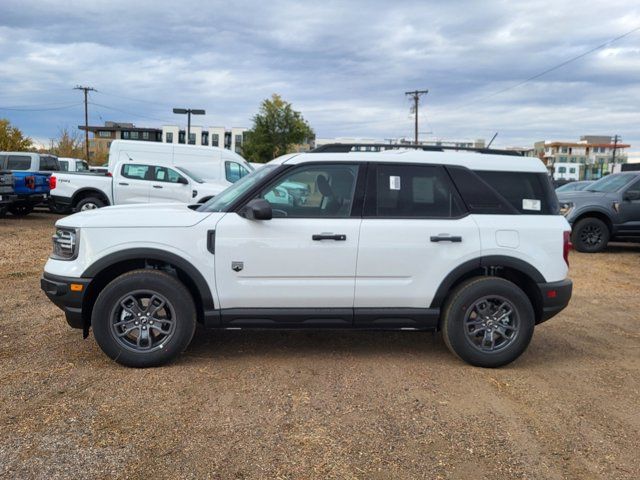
[51, 227, 79, 260]
[559, 202, 574, 216]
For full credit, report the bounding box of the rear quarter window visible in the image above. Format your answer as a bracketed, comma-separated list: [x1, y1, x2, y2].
[475, 170, 559, 215]
[6, 155, 32, 170]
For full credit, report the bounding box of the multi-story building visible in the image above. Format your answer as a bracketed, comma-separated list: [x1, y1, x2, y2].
[161, 125, 248, 154]
[79, 122, 163, 162]
[534, 135, 630, 180]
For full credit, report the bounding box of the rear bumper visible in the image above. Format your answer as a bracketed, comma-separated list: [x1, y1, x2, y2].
[40, 272, 91, 329]
[537, 278, 573, 323]
[16, 193, 48, 204]
[50, 194, 72, 207]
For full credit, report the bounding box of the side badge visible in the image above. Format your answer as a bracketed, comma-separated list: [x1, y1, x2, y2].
[232, 261, 244, 272]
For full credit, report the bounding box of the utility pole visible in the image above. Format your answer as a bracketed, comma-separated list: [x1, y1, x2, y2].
[405, 89, 428, 145]
[611, 134, 619, 164]
[74, 85, 96, 162]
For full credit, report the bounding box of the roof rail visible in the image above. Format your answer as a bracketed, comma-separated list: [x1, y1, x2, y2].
[311, 143, 524, 157]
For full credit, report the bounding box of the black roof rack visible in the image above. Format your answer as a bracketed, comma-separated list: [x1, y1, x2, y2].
[311, 143, 523, 157]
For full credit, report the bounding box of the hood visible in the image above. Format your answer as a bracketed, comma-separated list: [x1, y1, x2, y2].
[556, 191, 608, 203]
[57, 203, 218, 228]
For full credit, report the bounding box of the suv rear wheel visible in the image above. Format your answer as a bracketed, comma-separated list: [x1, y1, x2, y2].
[571, 217, 609, 253]
[92, 270, 197, 367]
[442, 277, 535, 368]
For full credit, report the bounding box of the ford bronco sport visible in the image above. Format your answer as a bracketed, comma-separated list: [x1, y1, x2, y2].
[41, 145, 572, 368]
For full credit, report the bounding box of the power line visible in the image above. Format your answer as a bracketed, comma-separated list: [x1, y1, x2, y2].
[451, 25, 640, 112]
[0, 102, 82, 112]
[94, 90, 174, 109]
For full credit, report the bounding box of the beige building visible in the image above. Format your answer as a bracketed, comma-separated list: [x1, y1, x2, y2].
[79, 121, 162, 163]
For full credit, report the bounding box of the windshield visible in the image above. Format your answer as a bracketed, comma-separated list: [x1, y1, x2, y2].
[198, 165, 279, 212]
[586, 173, 637, 193]
[176, 166, 204, 183]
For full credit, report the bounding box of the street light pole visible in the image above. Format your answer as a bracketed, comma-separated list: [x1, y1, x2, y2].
[172, 108, 206, 144]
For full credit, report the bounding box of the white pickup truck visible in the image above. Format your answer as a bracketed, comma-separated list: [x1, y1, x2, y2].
[50, 141, 253, 212]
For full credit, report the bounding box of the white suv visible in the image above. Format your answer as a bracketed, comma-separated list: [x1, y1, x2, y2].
[41, 146, 573, 368]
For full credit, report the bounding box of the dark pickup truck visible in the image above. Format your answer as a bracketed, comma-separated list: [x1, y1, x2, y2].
[557, 172, 640, 252]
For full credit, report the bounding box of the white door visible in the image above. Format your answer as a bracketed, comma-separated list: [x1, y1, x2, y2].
[214, 163, 363, 324]
[114, 163, 150, 204]
[148, 166, 192, 203]
[355, 163, 481, 310]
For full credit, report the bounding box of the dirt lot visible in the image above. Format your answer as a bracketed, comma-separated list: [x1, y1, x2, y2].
[0, 213, 638, 480]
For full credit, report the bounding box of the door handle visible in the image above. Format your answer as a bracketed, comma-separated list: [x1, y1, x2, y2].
[312, 234, 347, 241]
[119, 182, 129, 186]
[153, 185, 163, 189]
[430, 235, 462, 243]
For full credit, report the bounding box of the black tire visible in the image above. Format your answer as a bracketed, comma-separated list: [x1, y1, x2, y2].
[442, 277, 535, 368]
[91, 269, 197, 368]
[75, 196, 105, 212]
[571, 217, 609, 253]
[8, 203, 34, 217]
[49, 202, 71, 214]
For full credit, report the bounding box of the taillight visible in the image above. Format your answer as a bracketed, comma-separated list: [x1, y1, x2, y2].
[49, 175, 57, 190]
[25, 175, 35, 190]
[563, 231, 572, 266]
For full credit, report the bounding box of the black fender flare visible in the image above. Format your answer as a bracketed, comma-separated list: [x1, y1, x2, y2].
[72, 188, 111, 207]
[429, 255, 545, 308]
[82, 248, 215, 311]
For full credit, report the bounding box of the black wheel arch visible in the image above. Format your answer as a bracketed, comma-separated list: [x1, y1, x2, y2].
[72, 188, 110, 208]
[81, 248, 216, 331]
[430, 256, 546, 324]
[571, 210, 613, 233]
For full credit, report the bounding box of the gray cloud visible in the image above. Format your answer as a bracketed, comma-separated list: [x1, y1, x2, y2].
[1, 0, 639, 149]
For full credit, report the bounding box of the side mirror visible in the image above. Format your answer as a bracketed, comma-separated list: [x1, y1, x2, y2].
[178, 176, 189, 185]
[238, 198, 272, 220]
[623, 191, 640, 201]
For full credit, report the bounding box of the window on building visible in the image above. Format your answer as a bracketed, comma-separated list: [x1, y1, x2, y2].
[561, 147, 568, 153]
[558, 167, 567, 173]
[188, 133, 196, 145]
[201, 132, 209, 145]
[559, 156, 567, 162]
[569, 168, 576, 174]
[212, 133, 219, 147]
[97, 130, 111, 138]
[130, 131, 139, 140]
[366, 164, 463, 218]
[142, 131, 149, 140]
[121, 131, 130, 139]
[166, 132, 174, 143]
[178, 132, 185, 144]
[235, 134, 243, 145]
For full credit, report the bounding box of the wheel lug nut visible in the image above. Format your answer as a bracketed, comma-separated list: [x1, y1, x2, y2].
[134, 321, 139, 325]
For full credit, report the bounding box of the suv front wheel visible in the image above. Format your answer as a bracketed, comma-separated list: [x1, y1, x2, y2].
[442, 277, 535, 368]
[91, 269, 197, 367]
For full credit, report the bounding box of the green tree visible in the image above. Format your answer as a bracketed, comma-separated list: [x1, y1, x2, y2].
[0, 118, 33, 151]
[242, 94, 314, 163]
[49, 126, 85, 158]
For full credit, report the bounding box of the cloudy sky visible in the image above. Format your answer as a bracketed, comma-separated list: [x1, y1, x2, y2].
[1, 0, 639, 149]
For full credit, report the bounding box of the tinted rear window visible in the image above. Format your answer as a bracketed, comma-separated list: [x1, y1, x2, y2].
[39, 156, 59, 171]
[475, 171, 559, 215]
[6, 155, 32, 170]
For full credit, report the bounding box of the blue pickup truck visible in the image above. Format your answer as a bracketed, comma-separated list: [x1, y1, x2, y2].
[0, 152, 56, 216]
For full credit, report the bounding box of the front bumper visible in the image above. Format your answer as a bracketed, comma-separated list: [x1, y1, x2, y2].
[41, 272, 92, 329]
[537, 278, 573, 323]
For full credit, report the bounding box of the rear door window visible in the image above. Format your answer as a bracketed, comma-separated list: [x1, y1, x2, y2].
[39, 156, 59, 171]
[365, 164, 464, 218]
[121, 164, 150, 180]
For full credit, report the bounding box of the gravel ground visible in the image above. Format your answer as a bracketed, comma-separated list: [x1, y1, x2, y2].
[0, 213, 639, 480]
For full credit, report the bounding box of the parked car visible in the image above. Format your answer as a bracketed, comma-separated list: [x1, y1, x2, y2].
[42, 147, 572, 368]
[0, 152, 54, 216]
[555, 180, 593, 193]
[50, 140, 253, 211]
[58, 157, 90, 172]
[557, 172, 640, 252]
[0, 170, 17, 217]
